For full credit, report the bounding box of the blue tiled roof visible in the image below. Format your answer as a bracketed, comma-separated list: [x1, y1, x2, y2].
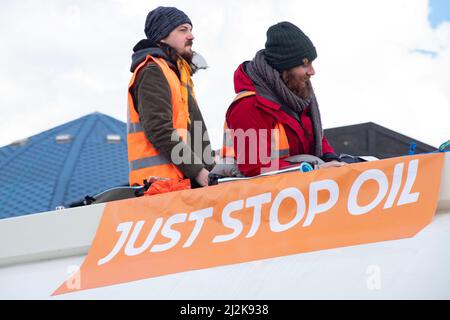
[0, 112, 128, 219]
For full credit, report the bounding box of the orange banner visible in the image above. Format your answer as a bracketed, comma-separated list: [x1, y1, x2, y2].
[53, 153, 444, 295]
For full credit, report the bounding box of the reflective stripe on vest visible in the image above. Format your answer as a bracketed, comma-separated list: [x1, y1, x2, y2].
[129, 155, 171, 171]
[220, 91, 290, 160]
[270, 123, 290, 160]
[127, 55, 189, 185]
[127, 122, 144, 134]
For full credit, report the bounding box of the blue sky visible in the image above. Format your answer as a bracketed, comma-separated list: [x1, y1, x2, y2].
[429, 0, 450, 27]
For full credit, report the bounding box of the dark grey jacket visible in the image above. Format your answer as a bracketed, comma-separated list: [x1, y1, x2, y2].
[129, 48, 215, 181]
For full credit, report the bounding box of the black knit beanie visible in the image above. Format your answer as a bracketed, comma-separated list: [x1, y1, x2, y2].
[265, 21, 317, 72]
[144, 7, 192, 45]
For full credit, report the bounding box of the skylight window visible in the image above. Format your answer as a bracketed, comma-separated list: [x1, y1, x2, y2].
[106, 134, 121, 143]
[55, 134, 72, 143]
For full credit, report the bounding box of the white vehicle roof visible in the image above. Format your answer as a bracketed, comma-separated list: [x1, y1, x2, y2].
[1, 153, 449, 299]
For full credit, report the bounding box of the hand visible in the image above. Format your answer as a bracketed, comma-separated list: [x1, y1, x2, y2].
[315, 160, 347, 170]
[195, 168, 210, 187]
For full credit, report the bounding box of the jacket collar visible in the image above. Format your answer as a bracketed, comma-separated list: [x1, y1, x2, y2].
[234, 62, 282, 111]
[232, 62, 307, 137]
[130, 46, 175, 73]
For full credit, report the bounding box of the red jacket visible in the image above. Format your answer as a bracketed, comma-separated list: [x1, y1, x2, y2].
[226, 63, 335, 177]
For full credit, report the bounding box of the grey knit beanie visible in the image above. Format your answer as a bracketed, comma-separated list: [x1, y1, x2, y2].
[144, 7, 192, 45]
[265, 21, 317, 71]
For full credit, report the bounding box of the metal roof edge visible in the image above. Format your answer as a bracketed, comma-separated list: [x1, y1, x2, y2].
[324, 122, 438, 150]
[0, 203, 104, 268]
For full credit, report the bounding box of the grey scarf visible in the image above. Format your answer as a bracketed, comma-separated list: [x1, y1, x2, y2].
[246, 50, 323, 157]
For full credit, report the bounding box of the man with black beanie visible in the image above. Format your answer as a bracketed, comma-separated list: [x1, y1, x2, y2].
[221, 21, 344, 177]
[127, 6, 215, 187]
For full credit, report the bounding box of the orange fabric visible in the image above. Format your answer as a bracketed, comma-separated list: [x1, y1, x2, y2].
[127, 55, 189, 185]
[220, 122, 235, 158]
[54, 153, 444, 295]
[220, 91, 290, 160]
[144, 179, 191, 196]
[273, 122, 290, 159]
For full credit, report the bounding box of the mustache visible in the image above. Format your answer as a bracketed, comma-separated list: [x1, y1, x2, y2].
[185, 40, 193, 47]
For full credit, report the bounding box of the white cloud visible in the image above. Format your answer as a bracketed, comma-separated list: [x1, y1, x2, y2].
[0, 0, 448, 150]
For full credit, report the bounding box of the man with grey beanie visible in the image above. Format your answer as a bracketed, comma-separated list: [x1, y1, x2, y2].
[127, 7, 214, 188]
[221, 21, 345, 177]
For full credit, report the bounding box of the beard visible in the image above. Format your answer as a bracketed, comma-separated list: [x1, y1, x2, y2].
[180, 40, 199, 74]
[159, 41, 197, 74]
[281, 70, 314, 100]
[180, 51, 193, 64]
[180, 40, 194, 63]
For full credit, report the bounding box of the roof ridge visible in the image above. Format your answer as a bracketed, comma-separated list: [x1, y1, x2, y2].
[97, 114, 126, 135]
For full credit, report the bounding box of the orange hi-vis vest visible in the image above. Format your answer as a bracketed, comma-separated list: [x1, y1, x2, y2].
[127, 55, 190, 186]
[221, 91, 290, 160]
